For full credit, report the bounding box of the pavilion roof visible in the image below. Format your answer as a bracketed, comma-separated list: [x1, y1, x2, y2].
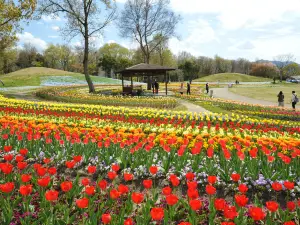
[116, 63, 176, 75]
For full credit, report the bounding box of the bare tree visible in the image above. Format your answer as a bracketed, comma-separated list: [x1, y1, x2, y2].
[273, 54, 295, 82]
[118, 0, 180, 64]
[37, 0, 116, 92]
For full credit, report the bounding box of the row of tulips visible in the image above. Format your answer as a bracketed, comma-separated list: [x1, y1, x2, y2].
[1, 94, 299, 128]
[0, 144, 299, 224]
[36, 86, 178, 109]
[177, 94, 300, 121]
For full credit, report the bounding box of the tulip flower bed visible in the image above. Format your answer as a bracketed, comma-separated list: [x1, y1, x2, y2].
[177, 95, 300, 121]
[0, 95, 300, 224]
[36, 86, 178, 109]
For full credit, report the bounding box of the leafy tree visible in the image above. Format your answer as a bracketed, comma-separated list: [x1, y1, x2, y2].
[38, 0, 116, 92]
[16, 43, 37, 68]
[282, 63, 300, 79]
[44, 44, 60, 68]
[250, 63, 279, 82]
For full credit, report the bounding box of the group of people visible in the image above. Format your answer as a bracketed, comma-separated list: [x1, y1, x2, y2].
[151, 80, 159, 94]
[179, 82, 191, 95]
[277, 91, 298, 110]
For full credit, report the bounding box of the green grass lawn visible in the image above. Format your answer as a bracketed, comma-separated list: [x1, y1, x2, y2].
[194, 73, 271, 82]
[0, 67, 121, 87]
[229, 83, 300, 103]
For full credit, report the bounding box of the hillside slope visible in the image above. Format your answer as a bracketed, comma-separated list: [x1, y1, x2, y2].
[194, 73, 271, 82]
[0, 67, 121, 87]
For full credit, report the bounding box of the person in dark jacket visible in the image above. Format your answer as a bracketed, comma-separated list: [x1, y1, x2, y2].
[205, 83, 209, 94]
[187, 82, 191, 95]
[277, 91, 284, 107]
[154, 80, 159, 94]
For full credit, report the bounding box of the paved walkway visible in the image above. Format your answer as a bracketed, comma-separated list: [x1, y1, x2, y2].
[211, 88, 276, 106]
[178, 99, 210, 113]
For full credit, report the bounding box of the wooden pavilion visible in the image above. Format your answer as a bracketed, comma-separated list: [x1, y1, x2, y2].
[116, 63, 176, 96]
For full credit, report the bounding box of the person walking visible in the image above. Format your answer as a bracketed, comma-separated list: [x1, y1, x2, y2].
[205, 83, 209, 94]
[154, 80, 159, 94]
[151, 80, 155, 94]
[277, 91, 284, 107]
[179, 82, 184, 95]
[187, 82, 191, 95]
[291, 91, 298, 110]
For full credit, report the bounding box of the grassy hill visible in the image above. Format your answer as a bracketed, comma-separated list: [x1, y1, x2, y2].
[0, 67, 121, 87]
[194, 73, 271, 82]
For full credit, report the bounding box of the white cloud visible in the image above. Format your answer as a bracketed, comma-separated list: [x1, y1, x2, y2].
[41, 14, 61, 22]
[170, 0, 300, 30]
[17, 32, 48, 52]
[169, 19, 218, 55]
[51, 26, 60, 31]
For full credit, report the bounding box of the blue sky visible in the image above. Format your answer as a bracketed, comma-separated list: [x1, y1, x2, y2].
[18, 0, 300, 62]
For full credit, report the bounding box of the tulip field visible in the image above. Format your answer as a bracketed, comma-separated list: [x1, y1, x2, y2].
[0, 94, 299, 225]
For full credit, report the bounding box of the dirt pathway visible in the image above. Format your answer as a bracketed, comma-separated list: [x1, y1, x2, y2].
[178, 99, 210, 113]
[211, 87, 276, 106]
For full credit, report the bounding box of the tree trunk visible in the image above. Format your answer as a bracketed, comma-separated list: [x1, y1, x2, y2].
[83, 32, 95, 93]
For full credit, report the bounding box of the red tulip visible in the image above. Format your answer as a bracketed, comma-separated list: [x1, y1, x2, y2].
[169, 174, 180, 186]
[45, 190, 59, 201]
[124, 218, 133, 225]
[102, 214, 112, 224]
[131, 192, 144, 204]
[166, 194, 178, 206]
[48, 167, 57, 175]
[43, 158, 51, 164]
[85, 186, 95, 196]
[187, 181, 197, 190]
[149, 166, 158, 175]
[37, 176, 51, 187]
[248, 207, 265, 221]
[124, 173, 134, 181]
[238, 184, 248, 193]
[112, 164, 120, 172]
[272, 182, 282, 191]
[19, 148, 28, 156]
[206, 185, 216, 195]
[143, 179, 153, 189]
[76, 197, 89, 208]
[185, 172, 195, 181]
[98, 180, 108, 190]
[287, 201, 296, 211]
[283, 222, 296, 225]
[3, 154, 13, 161]
[214, 198, 226, 211]
[231, 173, 240, 182]
[21, 174, 32, 183]
[0, 182, 15, 193]
[0, 162, 13, 174]
[19, 184, 32, 196]
[234, 194, 248, 207]
[110, 189, 121, 199]
[178, 223, 192, 225]
[36, 166, 47, 177]
[118, 184, 129, 195]
[60, 181, 73, 192]
[187, 188, 199, 199]
[73, 155, 82, 163]
[81, 178, 90, 186]
[284, 181, 294, 190]
[150, 207, 164, 221]
[162, 186, 172, 196]
[15, 155, 24, 162]
[207, 175, 217, 184]
[107, 171, 117, 180]
[87, 166, 96, 174]
[266, 201, 279, 212]
[3, 146, 12, 152]
[189, 199, 202, 211]
[221, 222, 235, 225]
[66, 160, 76, 169]
[224, 205, 238, 219]
[17, 162, 27, 170]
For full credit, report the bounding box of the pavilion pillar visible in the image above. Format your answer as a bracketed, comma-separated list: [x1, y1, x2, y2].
[121, 74, 124, 92]
[165, 72, 167, 96]
[131, 76, 133, 88]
